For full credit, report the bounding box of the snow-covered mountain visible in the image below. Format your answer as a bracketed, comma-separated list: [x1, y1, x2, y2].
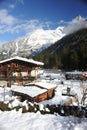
[0, 15, 86, 58]
[0, 27, 65, 57]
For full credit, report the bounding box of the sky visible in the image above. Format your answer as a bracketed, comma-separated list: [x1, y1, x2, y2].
[0, 0, 87, 43]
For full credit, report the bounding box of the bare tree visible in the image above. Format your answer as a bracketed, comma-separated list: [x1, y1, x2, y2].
[80, 80, 87, 106]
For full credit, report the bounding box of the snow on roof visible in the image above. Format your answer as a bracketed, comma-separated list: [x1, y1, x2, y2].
[0, 56, 44, 66]
[66, 71, 85, 75]
[12, 86, 47, 97]
[28, 82, 56, 89]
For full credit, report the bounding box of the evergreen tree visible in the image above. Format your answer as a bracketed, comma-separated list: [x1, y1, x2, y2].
[70, 51, 79, 70]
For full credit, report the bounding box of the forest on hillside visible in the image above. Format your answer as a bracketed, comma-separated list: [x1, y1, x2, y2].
[34, 29, 87, 71]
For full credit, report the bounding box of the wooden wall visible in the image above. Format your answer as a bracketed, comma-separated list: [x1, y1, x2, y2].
[12, 88, 55, 103]
[0, 59, 41, 86]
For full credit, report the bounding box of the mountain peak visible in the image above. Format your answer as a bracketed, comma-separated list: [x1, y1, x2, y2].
[72, 15, 85, 23]
[63, 15, 87, 35]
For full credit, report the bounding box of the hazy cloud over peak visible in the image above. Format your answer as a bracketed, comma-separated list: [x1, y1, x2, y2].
[63, 16, 87, 34]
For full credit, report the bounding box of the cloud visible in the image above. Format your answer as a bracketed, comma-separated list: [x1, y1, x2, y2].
[8, 0, 24, 10]
[1, 8, 86, 40]
[57, 19, 71, 27]
[22, 19, 50, 32]
[0, 9, 18, 34]
[15, 0, 24, 5]
[9, 4, 15, 9]
[9, 19, 51, 35]
[63, 15, 87, 34]
[0, 9, 50, 35]
[0, 9, 17, 25]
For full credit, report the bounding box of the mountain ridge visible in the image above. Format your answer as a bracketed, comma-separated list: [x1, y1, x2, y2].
[0, 27, 64, 59]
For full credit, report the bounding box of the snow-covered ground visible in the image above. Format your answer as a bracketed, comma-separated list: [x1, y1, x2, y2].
[0, 110, 87, 130]
[0, 70, 87, 130]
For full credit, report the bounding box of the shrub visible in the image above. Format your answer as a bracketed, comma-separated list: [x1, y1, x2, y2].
[0, 102, 11, 111]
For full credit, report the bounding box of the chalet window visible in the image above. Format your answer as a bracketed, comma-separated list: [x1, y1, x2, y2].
[16, 64, 19, 67]
[8, 64, 10, 67]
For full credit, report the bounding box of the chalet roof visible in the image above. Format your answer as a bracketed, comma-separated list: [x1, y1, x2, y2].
[12, 86, 47, 97]
[28, 82, 57, 89]
[0, 56, 44, 66]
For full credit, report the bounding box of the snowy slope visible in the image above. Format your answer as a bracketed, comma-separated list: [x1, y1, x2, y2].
[0, 27, 64, 57]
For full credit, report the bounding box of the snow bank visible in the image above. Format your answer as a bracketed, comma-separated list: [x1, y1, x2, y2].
[0, 110, 86, 130]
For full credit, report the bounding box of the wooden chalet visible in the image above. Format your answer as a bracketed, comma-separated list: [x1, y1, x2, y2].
[0, 56, 44, 87]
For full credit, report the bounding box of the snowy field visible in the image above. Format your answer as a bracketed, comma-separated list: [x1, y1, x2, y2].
[0, 110, 87, 130]
[0, 70, 87, 130]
